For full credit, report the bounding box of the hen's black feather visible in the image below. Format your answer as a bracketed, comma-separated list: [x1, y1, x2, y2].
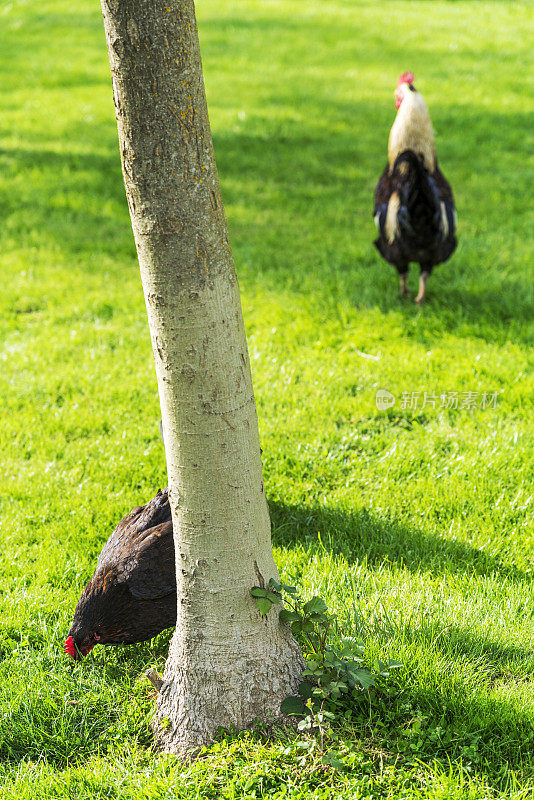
[374, 149, 457, 274]
[65, 489, 176, 659]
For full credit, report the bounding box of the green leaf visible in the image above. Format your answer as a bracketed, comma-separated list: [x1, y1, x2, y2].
[322, 755, 345, 771]
[280, 696, 308, 716]
[279, 584, 298, 595]
[279, 609, 299, 623]
[251, 587, 268, 598]
[303, 597, 328, 615]
[341, 637, 364, 655]
[298, 681, 315, 700]
[266, 591, 282, 604]
[309, 612, 328, 623]
[353, 669, 375, 690]
[345, 661, 366, 676]
[256, 597, 272, 615]
[324, 651, 335, 663]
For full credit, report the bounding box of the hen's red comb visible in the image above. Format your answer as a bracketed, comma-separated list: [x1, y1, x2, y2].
[64, 636, 77, 659]
[398, 72, 415, 86]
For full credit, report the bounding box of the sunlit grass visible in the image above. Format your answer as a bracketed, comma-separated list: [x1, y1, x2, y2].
[0, 0, 533, 796]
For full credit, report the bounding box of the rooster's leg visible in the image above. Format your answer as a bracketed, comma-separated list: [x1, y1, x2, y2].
[415, 270, 430, 305]
[399, 271, 409, 297]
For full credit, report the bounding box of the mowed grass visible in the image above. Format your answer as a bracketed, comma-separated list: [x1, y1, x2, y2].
[1, 0, 534, 796]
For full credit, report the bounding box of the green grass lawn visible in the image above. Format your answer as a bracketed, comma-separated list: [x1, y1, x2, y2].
[1, 0, 533, 796]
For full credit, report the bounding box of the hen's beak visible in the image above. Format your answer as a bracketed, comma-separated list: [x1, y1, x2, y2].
[64, 635, 81, 660]
[64, 634, 96, 660]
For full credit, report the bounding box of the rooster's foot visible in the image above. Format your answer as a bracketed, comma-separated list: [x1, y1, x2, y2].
[415, 270, 430, 305]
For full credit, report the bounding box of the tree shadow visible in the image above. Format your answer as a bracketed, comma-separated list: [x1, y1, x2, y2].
[212, 101, 533, 343]
[4, 99, 531, 344]
[1, 498, 530, 774]
[270, 502, 534, 783]
[0, 142, 135, 262]
[266, 498, 534, 783]
[387, 621, 534, 781]
[420, 623, 534, 676]
[269, 499, 528, 582]
[2, 4, 531, 348]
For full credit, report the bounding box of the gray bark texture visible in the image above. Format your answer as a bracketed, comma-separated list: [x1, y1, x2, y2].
[99, 0, 304, 755]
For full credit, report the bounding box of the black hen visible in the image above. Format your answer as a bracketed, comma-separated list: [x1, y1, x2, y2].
[373, 72, 457, 303]
[64, 488, 176, 660]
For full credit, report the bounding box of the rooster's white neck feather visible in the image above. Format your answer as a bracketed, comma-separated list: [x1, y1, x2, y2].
[388, 86, 436, 172]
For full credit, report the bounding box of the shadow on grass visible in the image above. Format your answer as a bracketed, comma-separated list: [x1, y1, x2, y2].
[0, 142, 135, 262]
[379, 622, 534, 787]
[269, 499, 528, 582]
[420, 623, 534, 677]
[267, 500, 534, 783]
[0, 503, 531, 779]
[1, 101, 533, 343]
[214, 110, 533, 342]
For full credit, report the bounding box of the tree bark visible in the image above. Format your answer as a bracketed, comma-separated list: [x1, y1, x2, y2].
[99, 0, 303, 755]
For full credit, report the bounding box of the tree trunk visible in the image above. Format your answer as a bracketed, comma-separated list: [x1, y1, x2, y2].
[99, 0, 303, 755]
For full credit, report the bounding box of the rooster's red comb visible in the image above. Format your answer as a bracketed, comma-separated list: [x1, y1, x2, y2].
[63, 636, 76, 659]
[398, 72, 415, 86]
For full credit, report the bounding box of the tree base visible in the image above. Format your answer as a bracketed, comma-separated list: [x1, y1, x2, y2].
[153, 624, 304, 756]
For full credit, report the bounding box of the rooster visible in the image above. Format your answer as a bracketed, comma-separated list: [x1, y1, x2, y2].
[64, 488, 176, 660]
[373, 72, 457, 303]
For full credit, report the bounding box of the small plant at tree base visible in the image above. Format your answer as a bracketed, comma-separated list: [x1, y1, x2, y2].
[252, 579, 402, 724]
[290, 700, 348, 771]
